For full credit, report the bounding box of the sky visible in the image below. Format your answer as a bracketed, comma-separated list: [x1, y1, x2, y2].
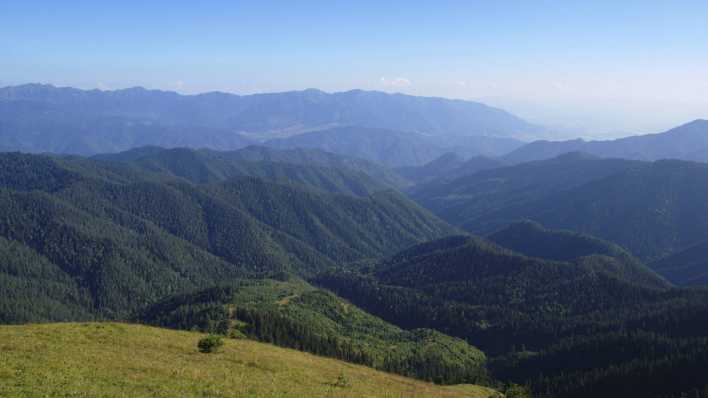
[1, 0, 707, 137]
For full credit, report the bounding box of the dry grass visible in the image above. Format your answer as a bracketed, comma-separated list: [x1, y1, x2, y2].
[0, 322, 499, 398]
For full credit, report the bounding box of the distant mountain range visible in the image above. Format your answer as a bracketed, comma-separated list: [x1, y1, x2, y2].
[410, 152, 708, 274]
[504, 119, 708, 164]
[265, 126, 521, 167]
[0, 84, 539, 160]
[486, 159, 708, 262]
[409, 152, 643, 228]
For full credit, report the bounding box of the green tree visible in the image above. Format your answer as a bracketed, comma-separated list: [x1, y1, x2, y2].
[197, 335, 223, 353]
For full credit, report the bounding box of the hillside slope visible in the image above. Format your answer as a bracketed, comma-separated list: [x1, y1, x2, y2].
[317, 235, 674, 354]
[315, 235, 708, 398]
[136, 278, 488, 384]
[410, 153, 708, 263]
[266, 126, 522, 167]
[649, 240, 708, 285]
[0, 323, 498, 398]
[504, 119, 708, 164]
[0, 152, 457, 322]
[95, 146, 410, 193]
[472, 160, 708, 261]
[488, 221, 668, 289]
[397, 153, 505, 185]
[409, 152, 643, 231]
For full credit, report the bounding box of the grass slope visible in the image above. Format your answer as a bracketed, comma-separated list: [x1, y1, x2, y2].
[136, 279, 488, 384]
[0, 323, 498, 398]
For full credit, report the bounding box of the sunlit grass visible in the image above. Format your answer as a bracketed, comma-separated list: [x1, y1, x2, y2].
[0, 322, 499, 398]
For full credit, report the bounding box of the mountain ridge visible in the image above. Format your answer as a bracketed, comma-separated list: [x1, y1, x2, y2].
[0, 83, 542, 142]
[0, 151, 458, 322]
[504, 119, 708, 164]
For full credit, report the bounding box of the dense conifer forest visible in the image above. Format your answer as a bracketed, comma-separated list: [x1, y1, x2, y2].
[4, 145, 708, 397]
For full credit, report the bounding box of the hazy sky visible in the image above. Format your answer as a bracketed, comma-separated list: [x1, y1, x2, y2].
[1, 0, 707, 137]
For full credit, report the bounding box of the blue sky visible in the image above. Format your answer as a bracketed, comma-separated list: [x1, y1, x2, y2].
[1, 0, 707, 135]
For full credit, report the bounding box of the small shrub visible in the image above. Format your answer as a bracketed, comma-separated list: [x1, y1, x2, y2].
[334, 372, 350, 388]
[197, 335, 224, 353]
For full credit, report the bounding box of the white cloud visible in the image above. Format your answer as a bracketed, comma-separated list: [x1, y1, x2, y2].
[380, 77, 412, 87]
[173, 80, 185, 90]
[97, 82, 110, 91]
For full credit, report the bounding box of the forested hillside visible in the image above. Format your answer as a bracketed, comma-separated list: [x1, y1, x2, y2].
[649, 240, 708, 285]
[409, 153, 708, 266]
[265, 126, 522, 167]
[488, 221, 667, 288]
[409, 152, 643, 232]
[397, 153, 505, 184]
[95, 145, 410, 192]
[471, 159, 708, 262]
[315, 234, 708, 398]
[0, 151, 457, 322]
[136, 278, 488, 385]
[4, 143, 708, 398]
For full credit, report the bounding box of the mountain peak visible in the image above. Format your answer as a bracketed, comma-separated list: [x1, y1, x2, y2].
[669, 119, 708, 132]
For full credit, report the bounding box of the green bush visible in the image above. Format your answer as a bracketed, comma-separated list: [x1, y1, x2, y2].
[333, 372, 350, 388]
[197, 335, 224, 353]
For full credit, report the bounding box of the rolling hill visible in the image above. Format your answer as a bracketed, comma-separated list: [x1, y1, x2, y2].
[488, 221, 667, 289]
[266, 126, 523, 167]
[504, 119, 708, 164]
[93, 146, 406, 195]
[649, 240, 708, 285]
[136, 278, 489, 385]
[266, 126, 450, 167]
[0, 322, 498, 398]
[317, 234, 674, 354]
[409, 152, 643, 231]
[410, 153, 708, 264]
[470, 159, 708, 262]
[0, 151, 458, 322]
[397, 153, 506, 184]
[315, 234, 708, 398]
